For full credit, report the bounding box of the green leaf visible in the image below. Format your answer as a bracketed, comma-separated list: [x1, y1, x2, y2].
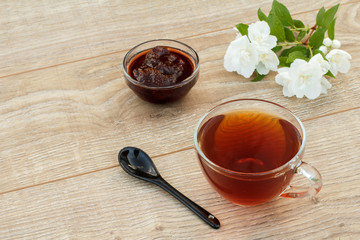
[279, 56, 290, 67]
[309, 27, 327, 49]
[257, 8, 267, 21]
[272, 0, 294, 26]
[251, 70, 266, 82]
[293, 19, 305, 28]
[272, 45, 283, 53]
[325, 70, 336, 78]
[316, 7, 325, 26]
[284, 27, 295, 42]
[297, 30, 306, 41]
[280, 45, 308, 57]
[236, 23, 249, 36]
[286, 51, 307, 63]
[268, 10, 286, 42]
[328, 17, 336, 40]
[322, 4, 340, 27]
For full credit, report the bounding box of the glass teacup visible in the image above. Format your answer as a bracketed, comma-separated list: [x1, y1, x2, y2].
[194, 99, 322, 206]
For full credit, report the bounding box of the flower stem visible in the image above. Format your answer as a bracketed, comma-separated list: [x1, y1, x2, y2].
[290, 27, 310, 32]
[308, 45, 314, 57]
[277, 41, 301, 47]
[303, 24, 317, 45]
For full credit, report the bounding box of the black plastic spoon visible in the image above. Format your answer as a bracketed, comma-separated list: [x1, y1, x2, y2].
[118, 146, 220, 229]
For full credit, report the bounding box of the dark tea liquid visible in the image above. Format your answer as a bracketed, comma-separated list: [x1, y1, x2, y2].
[197, 110, 302, 205]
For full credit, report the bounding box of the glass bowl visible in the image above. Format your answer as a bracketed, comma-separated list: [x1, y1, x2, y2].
[123, 39, 199, 104]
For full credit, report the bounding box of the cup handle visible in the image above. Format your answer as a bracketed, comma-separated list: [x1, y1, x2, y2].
[281, 161, 322, 198]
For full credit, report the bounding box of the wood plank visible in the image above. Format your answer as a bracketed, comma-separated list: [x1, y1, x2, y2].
[1, 108, 359, 239]
[1, 2, 360, 193]
[1, 1, 359, 239]
[0, 0, 353, 77]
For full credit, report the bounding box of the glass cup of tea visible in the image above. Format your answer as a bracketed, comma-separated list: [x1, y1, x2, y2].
[194, 99, 322, 206]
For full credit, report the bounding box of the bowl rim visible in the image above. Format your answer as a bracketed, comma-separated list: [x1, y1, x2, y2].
[193, 98, 306, 178]
[123, 39, 200, 90]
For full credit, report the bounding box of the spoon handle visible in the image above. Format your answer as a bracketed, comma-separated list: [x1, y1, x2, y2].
[155, 177, 220, 229]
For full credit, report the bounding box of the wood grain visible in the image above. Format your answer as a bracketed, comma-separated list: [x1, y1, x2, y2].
[1, 2, 360, 194]
[1, 0, 360, 239]
[1, 108, 359, 239]
[0, 0, 353, 77]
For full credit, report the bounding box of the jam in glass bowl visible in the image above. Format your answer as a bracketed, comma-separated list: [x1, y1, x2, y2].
[123, 39, 199, 103]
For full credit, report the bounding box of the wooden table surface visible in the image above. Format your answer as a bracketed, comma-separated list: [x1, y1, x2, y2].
[1, 0, 359, 239]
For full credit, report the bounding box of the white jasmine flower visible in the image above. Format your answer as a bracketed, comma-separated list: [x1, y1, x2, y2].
[248, 21, 277, 50]
[256, 48, 280, 75]
[224, 21, 279, 78]
[323, 38, 332, 47]
[275, 67, 293, 97]
[224, 35, 259, 78]
[326, 49, 352, 76]
[319, 45, 328, 55]
[331, 39, 341, 49]
[320, 77, 332, 94]
[275, 59, 328, 99]
[309, 53, 330, 74]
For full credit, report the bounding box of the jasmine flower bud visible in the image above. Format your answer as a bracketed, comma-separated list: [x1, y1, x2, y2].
[319, 45, 328, 55]
[323, 38, 332, 47]
[331, 39, 341, 49]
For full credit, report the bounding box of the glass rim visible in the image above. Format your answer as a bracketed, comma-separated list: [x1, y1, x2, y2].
[193, 99, 307, 177]
[122, 39, 200, 90]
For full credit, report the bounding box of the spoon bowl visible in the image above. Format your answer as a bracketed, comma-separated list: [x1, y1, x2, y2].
[119, 147, 159, 179]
